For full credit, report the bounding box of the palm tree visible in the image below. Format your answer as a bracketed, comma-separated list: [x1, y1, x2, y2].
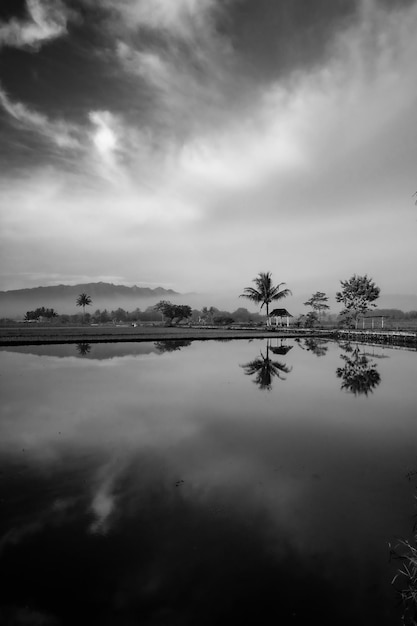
[240, 272, 292, 317]
[76, 292, 92, 322]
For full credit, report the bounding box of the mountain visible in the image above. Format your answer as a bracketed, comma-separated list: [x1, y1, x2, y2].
[0, 282, 180, 318]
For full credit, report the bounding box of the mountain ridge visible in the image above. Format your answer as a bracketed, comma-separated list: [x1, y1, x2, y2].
[0, 282, 179, 297]
[0, 282, 181, 317]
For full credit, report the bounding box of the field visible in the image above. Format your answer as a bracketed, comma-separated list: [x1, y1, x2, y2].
[0, 324, 328, 346]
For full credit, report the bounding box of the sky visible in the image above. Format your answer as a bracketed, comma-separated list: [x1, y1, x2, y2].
[0, 0, 416, 310]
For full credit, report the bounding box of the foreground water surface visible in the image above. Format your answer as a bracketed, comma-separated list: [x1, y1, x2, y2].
[1, 338, 417, 625]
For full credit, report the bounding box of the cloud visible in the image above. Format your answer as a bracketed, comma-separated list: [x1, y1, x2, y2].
[0, 86, 82, 149]
[0, 0, 69, 50]
[0, 0, 417, 294]
[96, 0, 222, 42]
[88, 110, 123, 182]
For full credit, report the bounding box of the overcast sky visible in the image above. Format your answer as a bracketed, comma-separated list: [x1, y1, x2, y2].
[0, 0, 416, 305]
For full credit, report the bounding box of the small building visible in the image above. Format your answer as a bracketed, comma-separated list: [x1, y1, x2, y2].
[268, 308, 293, 328]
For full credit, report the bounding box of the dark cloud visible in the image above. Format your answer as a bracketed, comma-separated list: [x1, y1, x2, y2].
[224, 0, 359, 81]
[0, 0, 28, 22]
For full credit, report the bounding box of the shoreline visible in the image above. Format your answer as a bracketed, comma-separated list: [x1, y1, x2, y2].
[1, 325, 415, 348]
[0, 325, 333, 346]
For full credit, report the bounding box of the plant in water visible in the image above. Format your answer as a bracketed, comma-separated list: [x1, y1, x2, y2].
[391, 537, 417, 624]
[391, 486, 417, 625]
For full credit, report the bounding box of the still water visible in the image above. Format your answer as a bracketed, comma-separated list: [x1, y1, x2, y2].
[1, 338, 417, 625]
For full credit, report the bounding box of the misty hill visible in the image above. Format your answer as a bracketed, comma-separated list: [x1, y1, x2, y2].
[0, 283, 180, 318]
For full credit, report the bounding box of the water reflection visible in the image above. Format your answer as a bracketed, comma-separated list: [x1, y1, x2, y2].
[76, 342, 92, 356]
[269, 341, 293, 356]
[154, 339, 192, 353]
[241, 340, 292, 390]
[0, 449, 377, 626]
[296, 337, 329, 357]
[1, 339, 416, 625]
[336, 343, 381, 396]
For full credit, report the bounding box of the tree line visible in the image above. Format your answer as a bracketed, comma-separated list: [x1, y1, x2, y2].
[23, 302, 265, 326]
[21, 273, 415, 328]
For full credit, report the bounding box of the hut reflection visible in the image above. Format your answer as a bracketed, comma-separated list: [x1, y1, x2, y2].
[241, 340, 292, 391]
[336, 343, 381, 396]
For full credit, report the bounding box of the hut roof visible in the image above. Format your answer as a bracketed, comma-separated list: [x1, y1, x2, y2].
[269, 308, 293, 317]
[270, 345, 293, 355]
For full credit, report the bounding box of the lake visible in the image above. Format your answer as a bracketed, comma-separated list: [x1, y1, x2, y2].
[1, 337, 417, 625]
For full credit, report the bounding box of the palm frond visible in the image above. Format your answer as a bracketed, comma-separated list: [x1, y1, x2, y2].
[240, 272, 291, 315]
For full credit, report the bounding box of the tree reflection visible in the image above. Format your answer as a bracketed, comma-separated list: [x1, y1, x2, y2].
[336, 344, 381, 396]
[241, 341, 292, 391]
[76, 342, 91, 356]
[304, 338, 328, 357]
[295, 337, 329, 357]
[155, 340, 192, 353]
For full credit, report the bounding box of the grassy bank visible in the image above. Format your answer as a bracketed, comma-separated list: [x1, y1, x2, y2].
[0, 324, 334, 346]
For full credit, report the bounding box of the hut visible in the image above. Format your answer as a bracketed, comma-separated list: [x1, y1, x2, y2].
[268, 308, 293, 328]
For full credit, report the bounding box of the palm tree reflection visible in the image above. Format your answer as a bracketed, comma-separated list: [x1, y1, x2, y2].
[336, 343, 381, 396]
[241, 341, 292, 391]
[76, 342, 92, 356]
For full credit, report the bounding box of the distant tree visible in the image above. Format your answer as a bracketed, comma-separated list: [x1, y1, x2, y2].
[231, 307, 262, 323]
[213, 315, 235, 326]
[98, 309, 110, 324]
[154, 301, 192, 326]
[294, 314, 306, 328]
[336, 274, 380, 329]
[305, 311, 319, 327]
[200, 306, 218, 324]
[304, 291, 330, 323]
[154, 300, 170, 323]
[76, 293, 92, 322]
[111, 308, 127, 322]
[25, 307, 58, 321]
[190, 309, 201, 323]
[127, 307, 142, 322]
[240, 272, 291, 317]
